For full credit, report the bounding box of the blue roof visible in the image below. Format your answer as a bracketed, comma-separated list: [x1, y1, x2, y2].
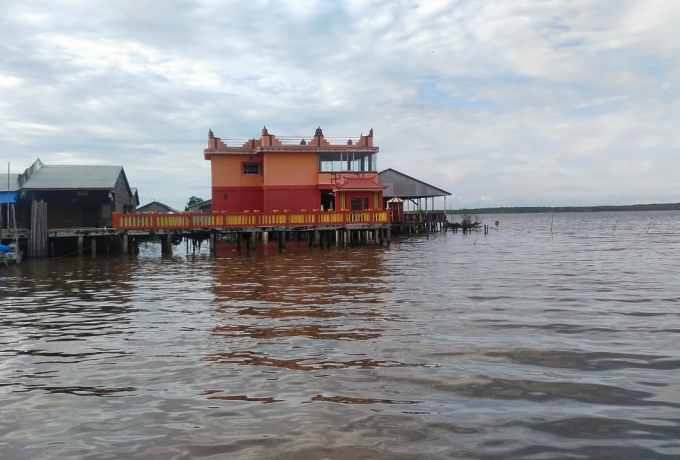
[0, 191, 19, 204]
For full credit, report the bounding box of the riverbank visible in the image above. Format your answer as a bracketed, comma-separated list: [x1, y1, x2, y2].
[449, 202, 680, 215]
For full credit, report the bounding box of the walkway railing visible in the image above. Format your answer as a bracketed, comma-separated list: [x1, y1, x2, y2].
[403, 212, 448, 223]
[113, 210, 389, 230]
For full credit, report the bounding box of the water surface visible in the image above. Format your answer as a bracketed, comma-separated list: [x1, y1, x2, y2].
[1, 211, 679, 459]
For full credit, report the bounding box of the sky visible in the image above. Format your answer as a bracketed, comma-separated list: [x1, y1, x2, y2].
[1, 0, 679, 210]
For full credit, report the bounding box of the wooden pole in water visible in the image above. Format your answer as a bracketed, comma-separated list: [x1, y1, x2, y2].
[6, 162, 9, 238]
[550, 213, 554, 236]
[91, 238, 96, 259]
[443, 196, 447, 226]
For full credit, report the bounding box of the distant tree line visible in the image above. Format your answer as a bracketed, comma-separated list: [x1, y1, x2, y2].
[446, 203, 680, 215]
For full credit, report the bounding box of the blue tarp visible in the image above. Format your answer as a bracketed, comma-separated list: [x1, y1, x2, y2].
[0, 191, 19, 204]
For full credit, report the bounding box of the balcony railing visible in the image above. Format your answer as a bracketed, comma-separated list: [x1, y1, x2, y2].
[403, 212, 448, 223]
[113, 210, 389, 231]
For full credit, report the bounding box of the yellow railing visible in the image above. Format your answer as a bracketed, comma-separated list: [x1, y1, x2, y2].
[113, 210, 389, 230]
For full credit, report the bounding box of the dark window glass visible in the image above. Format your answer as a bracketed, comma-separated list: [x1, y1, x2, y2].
[243, 164, 259, 175]
[350, 198, 369, 210]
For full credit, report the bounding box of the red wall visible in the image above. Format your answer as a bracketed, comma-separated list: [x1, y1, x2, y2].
[341, 191, 383, 210]
[264, 186, 318, 212]
[212, 187, 264, 212]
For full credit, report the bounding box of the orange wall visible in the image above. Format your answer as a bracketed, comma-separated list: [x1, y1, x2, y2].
[211, 155, 263, 187]
[264, 152, 318, 186]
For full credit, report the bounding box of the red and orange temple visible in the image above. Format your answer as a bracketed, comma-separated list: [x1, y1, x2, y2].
[205, 126, 387, 213]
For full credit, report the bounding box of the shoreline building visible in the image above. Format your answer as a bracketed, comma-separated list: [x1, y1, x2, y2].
[204, 127, 387, 213]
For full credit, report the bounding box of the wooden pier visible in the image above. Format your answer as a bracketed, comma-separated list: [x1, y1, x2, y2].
[390, 211, 448, 235]
[114, 210, 391, 255]
[2, 209, 491, 259]
[2, 210, 392, 258]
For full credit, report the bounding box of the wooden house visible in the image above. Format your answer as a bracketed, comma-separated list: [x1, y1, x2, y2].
[204, 127, 387, 213]
[17, 159, 137, 229]
[137, 201, 180, 214]
[187, 199, 212, 213]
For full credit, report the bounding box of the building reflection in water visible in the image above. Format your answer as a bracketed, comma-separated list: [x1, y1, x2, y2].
[204, 242, 403, 374]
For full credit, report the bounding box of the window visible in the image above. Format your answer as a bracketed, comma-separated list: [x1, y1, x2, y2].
[319, 152, 377, 172]
[243, 164, 259, 175]
[350, 198, 369, 210]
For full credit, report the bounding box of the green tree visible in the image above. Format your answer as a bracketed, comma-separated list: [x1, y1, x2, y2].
[185, 196, 204, 211]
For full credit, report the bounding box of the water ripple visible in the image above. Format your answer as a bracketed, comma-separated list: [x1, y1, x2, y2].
[1, 211, 679, 459]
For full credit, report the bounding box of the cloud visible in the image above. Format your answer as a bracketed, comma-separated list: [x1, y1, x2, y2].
[0, 0, 678, 209]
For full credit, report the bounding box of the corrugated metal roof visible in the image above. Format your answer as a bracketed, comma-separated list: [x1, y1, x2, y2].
[137, 201, 180, 213]
[379, 168, 451, 198]
[0, 174, 21, 192]
[22, 165, 123, 190]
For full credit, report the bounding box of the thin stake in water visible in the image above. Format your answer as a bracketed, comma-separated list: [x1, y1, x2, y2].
[646, 217, 653, 234]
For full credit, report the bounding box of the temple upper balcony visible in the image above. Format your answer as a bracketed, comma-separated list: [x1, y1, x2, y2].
[205, 126, 377, 159]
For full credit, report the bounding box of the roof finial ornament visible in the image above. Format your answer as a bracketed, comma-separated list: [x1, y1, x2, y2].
[347, 139, 353, 145]
[315, 126, 323, 137]
[368, 127, 373, 137]
[208, 128, 214, 139]
[300, 139, 307, 145]
[262, 126, 268, 136]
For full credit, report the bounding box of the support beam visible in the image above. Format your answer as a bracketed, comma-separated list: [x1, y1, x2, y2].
[278, 230, 286, 250]
[91, 239, 96, 259]
[161, 234, 173, 255]
[77, 236, 84, 256]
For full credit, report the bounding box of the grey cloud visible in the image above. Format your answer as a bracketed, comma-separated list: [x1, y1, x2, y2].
[1, 0, 678, 208]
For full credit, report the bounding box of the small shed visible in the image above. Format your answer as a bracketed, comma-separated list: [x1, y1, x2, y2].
[187, 199, 212, 213]
[386, 197, 404, 223]
[137, 201, 180, 214]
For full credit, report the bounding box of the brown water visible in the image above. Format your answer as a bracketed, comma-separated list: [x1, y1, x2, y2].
[1, 211, 680, 459]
